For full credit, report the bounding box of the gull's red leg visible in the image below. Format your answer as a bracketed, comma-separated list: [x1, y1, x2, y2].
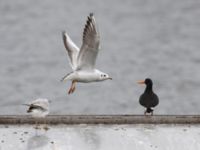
[71, 81, 76, 93]
[68, 81, 73, 94]
[68, 81, 76, 94]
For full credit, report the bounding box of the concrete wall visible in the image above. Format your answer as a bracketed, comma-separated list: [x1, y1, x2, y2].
[0, 124, 199, 150]
[0, 115, 199, 150]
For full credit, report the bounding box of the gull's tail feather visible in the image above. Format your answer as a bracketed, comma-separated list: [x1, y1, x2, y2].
[89, 12, 94, 17]
[22, 104, 31, 113]
[61, 72, 73, 82]
[22, 104, 31, 107]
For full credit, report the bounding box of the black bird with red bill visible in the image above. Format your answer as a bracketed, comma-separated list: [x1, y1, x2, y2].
[138, 78, 159, 115]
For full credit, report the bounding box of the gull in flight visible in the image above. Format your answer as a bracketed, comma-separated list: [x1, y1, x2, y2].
[62, 13, 112, 94]
[23, 98, 50, 129]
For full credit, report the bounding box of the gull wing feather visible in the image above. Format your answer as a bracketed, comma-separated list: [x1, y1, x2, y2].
[77, 13, 100, 70]
[23, 103, 47, 112]
[62, 31, 80, 70]
[27, 104, 47, 112]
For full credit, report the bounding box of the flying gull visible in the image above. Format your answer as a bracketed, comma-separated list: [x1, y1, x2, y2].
[62, 13, 112, 94]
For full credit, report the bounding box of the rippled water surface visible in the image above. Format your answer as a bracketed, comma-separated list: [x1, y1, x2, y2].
[1, 0, 200, 115]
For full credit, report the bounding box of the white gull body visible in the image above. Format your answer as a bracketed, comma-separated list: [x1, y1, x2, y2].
[62, 13, 112, 94]
[25, 98, 50, 118]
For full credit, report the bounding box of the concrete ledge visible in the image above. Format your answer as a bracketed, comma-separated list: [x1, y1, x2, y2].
[0, 115, 200, 124]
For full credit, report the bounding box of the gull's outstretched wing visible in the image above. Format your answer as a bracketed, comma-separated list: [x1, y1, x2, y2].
[62, 31, 80, 70]
[77, 13, 100, 70]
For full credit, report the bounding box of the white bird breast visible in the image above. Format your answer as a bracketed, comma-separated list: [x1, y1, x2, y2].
[30, 109, 49, 118]
[74, 70, 101, 83]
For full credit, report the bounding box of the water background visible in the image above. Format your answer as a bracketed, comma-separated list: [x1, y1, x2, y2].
[1, 0, 200, 115]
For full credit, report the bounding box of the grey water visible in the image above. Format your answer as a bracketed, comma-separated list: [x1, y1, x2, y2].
[1, 0, 200, 115]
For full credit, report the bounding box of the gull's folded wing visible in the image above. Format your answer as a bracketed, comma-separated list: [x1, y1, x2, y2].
[27, 104, 47, 112]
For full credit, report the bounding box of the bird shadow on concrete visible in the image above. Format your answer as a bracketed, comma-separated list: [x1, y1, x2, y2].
[26, 133, 49, 150]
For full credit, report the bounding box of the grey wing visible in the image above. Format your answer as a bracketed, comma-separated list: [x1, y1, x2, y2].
[77, 13, 100, 70]
[62, 31, 80, 70]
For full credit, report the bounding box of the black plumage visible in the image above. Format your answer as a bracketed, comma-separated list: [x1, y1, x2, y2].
[138, 78, 159, 115]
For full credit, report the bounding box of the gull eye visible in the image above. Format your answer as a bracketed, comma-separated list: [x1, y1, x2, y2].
[104, 75, 106, 77]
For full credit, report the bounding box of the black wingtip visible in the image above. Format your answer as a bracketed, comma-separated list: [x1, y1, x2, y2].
[22, 104, 30, 107]
[89, 12, 94, 17]
[27, 109, 32, 113]
[62, 31, 66, 36]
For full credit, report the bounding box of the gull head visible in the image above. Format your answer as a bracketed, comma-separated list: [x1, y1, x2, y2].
[99, 73, 112, 81]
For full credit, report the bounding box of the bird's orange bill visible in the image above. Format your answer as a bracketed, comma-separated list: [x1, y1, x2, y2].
[137, 80, 145, 84]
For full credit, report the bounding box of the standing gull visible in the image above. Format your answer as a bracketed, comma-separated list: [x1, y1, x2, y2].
[137, 78, 159, 115]
[62, 13, 112, 94]
[23, 98, 50, 129]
